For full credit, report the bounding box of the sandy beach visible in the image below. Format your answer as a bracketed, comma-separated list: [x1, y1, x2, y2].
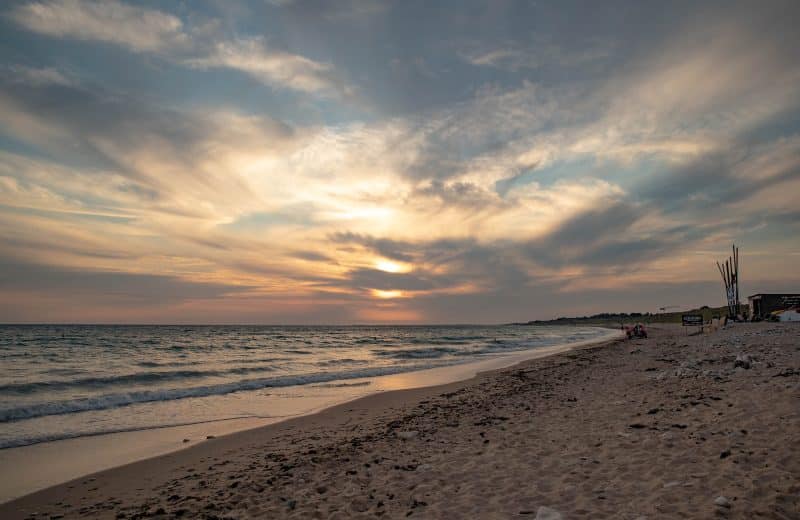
[1, 322, 798, 519]
[4, 1, 798, 518]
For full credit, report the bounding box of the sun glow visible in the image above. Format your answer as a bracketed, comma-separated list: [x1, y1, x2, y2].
[332, 206, 393, 221]
[374, 259, 412, 273]
[371, 289, 405, 299]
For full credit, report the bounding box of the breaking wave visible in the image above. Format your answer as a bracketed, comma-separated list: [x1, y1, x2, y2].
[0, 364, 436, 422]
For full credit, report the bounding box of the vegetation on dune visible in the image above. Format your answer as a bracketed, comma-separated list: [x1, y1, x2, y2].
[517, 305, 737, 326]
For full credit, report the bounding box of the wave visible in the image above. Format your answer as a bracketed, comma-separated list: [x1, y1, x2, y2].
[0, 364, 441, 422]
[0, 326, 614, 428]
[0, 414, 267, 449]
[136, 360, 200, 368]
[408, 335, 493, 344]
[135, 356, 291, 368]
[453, 340, 536, 356]
[374, 346, 461, 359]
[319, 358, 369, 366]
[374, 339, 536, 359]
[311, 381, 372, 388]
[44, 368, 87, 376]
[0, 364, 281, 394]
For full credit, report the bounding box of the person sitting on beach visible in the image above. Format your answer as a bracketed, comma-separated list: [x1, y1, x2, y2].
[624, 323, 648, 339]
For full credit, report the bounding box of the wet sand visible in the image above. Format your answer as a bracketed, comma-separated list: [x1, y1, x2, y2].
[1, 323, 798, 519]
[0, 330, 620, 504]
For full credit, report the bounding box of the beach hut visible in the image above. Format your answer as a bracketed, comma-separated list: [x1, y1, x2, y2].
[747, 293, 800, 320]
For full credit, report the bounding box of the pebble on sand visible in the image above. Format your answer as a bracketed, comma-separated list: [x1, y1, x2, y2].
[714, 496, 732, 508]
[535, 506, 563, 520]
[734, 354, 753, 369]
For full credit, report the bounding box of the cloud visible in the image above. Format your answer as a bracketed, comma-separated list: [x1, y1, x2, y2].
[0, 256, 270, 323]
[289, 250, 334, 262]
[414, 179, 503, 208]
[328, 233, 533, 295]
[6, 65, 75, 87]
[1, 1, 799, 322]
[8, 0, 188, 52]
[8, 1, 353, 97]
[268, 0, 388, 20]
[9, 59, 772, 306]
[345, 268, 440, 292]
[462, 38, 614, 72]
[537, 203, 643, 252]
[330, 232, 416, 263]
[633, 137, 800, 218]
[428, 3, 800, 195]
[0, 75, 296, 215]
[0, 257, 251, 303]
[185, 37, 348, 95]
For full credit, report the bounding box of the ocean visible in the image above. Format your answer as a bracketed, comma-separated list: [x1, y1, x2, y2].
[0, 324, 612, 449]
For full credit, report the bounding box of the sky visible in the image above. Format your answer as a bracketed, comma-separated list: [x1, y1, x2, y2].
[0, 0, 798, 324]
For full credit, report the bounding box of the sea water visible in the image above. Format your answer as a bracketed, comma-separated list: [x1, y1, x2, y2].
[0, 325, 610, 449]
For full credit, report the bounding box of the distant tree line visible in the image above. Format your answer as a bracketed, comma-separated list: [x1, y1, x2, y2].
[515, 305, 732, 326]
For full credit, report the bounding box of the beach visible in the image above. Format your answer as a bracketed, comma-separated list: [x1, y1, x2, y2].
[1, 322, 798, 519]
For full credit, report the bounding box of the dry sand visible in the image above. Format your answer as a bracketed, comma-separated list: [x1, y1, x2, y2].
[1, 322, 798, 519]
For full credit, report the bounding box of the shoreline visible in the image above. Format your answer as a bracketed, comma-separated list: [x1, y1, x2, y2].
[0, 327, 621, 505]
[3, 323, 795, 518]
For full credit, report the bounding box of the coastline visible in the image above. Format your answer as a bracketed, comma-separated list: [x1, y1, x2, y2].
[0, 327, 621, 505]
[2, 323, 796, 518]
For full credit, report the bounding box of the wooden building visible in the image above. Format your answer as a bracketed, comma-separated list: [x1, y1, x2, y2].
[747, 293, 800, 319]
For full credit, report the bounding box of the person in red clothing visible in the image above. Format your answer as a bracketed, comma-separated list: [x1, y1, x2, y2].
[624, 323, 648, 339]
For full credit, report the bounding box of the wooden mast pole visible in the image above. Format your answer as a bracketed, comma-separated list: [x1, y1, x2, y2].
[715, 244, 742, 320]
[725, 259, 733, 318]
[734, 244, 740, 317]
[717, 260, 729, 317]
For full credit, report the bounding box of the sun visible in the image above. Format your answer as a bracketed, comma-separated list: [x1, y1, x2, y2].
[374, 259, 412, 273]
[371, 289, 405, 299]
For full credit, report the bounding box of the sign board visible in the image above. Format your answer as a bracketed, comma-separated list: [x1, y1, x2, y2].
[779, 295, 800, 307]
[681, 314, 703, 326]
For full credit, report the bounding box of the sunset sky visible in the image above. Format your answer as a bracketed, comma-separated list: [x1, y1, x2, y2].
[0, 0, 798, 324]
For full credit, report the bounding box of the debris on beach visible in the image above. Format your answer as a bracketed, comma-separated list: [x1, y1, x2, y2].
[734, 353, 754, 369]
[535, 506, 563, 519]
[714, 496, 732, 508]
